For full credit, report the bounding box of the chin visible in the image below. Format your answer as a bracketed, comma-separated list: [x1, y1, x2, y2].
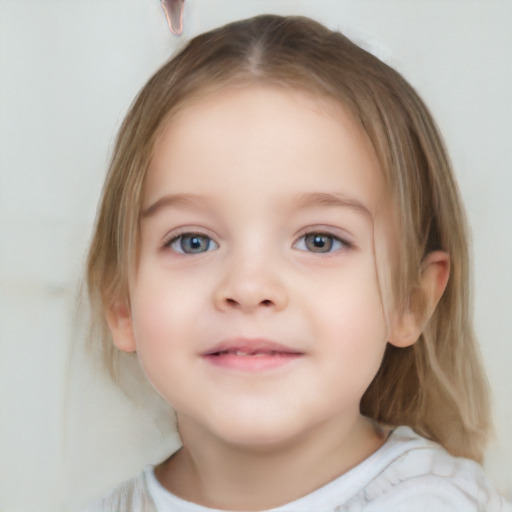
[206, 412, 308, 451]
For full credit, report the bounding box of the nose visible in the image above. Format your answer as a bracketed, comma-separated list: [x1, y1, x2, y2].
[213, 255, 288, 314]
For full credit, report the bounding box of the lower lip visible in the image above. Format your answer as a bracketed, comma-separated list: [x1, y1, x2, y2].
[202, 352, 303, 371]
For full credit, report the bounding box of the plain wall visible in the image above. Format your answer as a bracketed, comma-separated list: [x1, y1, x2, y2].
[0, 1, 511, 510]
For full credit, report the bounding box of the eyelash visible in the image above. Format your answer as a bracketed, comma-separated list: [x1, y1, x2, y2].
[163, 230, 219, 255]
[293, 231, 353, 254]
[162, 229, 354, 255]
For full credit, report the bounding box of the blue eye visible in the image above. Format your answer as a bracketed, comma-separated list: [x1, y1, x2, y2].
[295, 233, 346, 253]
[168, 233, 218, 254]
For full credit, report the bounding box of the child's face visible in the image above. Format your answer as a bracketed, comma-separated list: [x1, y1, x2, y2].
[112, 85, 397, 447]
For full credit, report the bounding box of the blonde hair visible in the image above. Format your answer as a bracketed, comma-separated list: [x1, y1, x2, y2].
[86, 15, 491, 461]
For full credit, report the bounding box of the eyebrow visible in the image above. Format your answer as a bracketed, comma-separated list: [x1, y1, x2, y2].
[290, 192, 372, 218]
[142, 193, 210, 218]
[142, 191, 372, 219]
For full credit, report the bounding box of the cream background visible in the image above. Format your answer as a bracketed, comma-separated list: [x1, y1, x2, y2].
[0, 1, 511, 511]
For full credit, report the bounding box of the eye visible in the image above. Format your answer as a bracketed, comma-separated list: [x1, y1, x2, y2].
[294, 232, 348, 253]
[166, 233, 219, 254]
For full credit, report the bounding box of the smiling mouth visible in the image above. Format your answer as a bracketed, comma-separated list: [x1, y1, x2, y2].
[211, 349, 296, 357]
[202, 340, 303, 371]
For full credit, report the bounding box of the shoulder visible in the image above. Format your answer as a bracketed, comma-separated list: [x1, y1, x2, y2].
[340, 426, 512, 512]
[82, 468, 157, 512]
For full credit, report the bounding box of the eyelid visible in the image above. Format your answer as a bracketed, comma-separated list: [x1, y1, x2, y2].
[293, 227, 356, 252]
[161, 227, 219, 251]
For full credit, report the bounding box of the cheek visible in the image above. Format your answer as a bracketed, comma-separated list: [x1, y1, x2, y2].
[128, 286, 191, 401]
[129, 274, 184, 353]
[128, 266, 214, 377]
[318, 260, 387, 332]
[310, 261, 388, 372]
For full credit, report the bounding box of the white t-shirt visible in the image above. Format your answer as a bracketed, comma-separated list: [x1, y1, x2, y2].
[84, 426, 511, 511]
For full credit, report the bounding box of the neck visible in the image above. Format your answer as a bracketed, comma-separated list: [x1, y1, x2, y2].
[155, 415, 386, 510]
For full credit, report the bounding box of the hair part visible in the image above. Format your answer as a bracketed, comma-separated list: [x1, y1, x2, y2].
[86, 14, 491, 461]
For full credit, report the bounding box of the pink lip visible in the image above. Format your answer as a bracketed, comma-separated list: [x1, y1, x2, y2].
[201, 338, 304, 371]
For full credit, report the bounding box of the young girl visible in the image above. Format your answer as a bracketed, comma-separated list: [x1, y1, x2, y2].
[84, 14, 511, 511]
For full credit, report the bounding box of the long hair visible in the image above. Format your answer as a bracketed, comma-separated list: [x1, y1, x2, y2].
[86, 15, 491, 461]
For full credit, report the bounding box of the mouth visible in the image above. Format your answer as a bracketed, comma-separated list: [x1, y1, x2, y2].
[202, 339, 304, 371]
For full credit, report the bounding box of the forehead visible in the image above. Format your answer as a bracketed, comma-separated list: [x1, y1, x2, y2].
[145, 84, 388, 218]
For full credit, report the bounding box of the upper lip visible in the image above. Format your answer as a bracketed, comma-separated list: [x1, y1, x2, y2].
[202, 338, 303, 356]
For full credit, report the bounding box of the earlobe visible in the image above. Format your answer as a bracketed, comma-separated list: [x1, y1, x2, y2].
[387, 313, 420, 348]
[388, 251, 450, 348]
[105, 301, 137, 353]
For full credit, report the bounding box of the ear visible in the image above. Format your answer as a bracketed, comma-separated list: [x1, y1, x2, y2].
[105, 300, 137, 353]
[388, 251, 450, 348]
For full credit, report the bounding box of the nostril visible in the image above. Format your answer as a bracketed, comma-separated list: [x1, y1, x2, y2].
[224, 298, 273, 308]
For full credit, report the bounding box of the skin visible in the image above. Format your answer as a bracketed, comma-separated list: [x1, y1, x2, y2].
[108, 85, 449, 510]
